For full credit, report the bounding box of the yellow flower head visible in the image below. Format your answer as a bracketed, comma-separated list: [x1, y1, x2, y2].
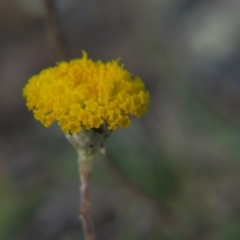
[23, 52, 150, 133]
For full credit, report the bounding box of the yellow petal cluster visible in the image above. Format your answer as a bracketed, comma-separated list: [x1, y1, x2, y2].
[23, 52, 149, 133]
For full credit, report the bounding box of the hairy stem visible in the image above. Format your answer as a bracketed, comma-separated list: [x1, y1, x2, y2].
[78, 156, 96, 240]
[66, 128, 110, 240]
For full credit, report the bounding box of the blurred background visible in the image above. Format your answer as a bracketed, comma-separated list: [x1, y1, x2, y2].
[1, 0, 240, 239]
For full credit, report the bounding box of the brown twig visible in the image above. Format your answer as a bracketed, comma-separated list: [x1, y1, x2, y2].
[43, 0, 68, 60]
[79, 166, 96, 240]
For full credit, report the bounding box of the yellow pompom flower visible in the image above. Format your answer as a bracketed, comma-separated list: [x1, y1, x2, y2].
[23, 52, 149, 133]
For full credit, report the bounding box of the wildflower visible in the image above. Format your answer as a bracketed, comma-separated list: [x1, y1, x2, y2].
[23, 52, 150, 240]
[23, 52, 149, 134]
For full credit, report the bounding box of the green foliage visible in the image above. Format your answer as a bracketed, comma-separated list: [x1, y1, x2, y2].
[218, 220, 240, 240]
[108, 136, 181, 204]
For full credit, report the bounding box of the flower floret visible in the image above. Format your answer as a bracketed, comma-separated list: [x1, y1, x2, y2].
[23, 52, 149, 133]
